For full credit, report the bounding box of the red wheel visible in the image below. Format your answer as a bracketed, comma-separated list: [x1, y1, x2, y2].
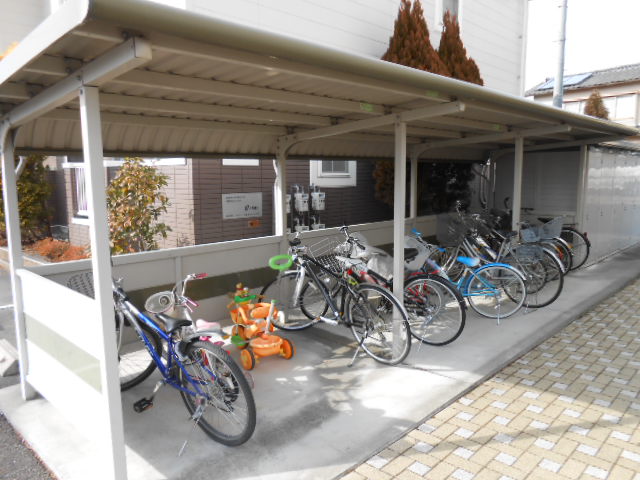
[240, 349, 256, 370]
[281, 338, 295, 360]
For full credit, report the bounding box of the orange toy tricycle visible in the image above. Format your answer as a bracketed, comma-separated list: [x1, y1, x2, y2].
[228, 283, 295, 370]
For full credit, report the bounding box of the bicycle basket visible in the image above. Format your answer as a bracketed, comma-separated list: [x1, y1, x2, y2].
[307, 236, 345, 273]
[520, 226, 540, 243]
[539, 216, 563, 240]
[66, 271, 95, 299]
[436, 214, 468, 247]
[513, 244, 543, 261]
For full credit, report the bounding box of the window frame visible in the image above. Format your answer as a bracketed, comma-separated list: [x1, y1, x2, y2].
[309, 159, 357, 187]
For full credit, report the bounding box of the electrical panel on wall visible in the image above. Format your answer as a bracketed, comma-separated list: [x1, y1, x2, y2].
[288, 184, 327, 233]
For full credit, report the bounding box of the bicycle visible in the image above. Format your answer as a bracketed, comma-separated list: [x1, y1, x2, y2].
[67, 272, 256, 447]
[261, 232, 411, 365]
[336, 226, 466, 347]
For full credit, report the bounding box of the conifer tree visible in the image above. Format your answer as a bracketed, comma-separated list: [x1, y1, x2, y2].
[381, 0, 449, 76]
[438, 11, 483, 85]
[583, 91, 609, 120]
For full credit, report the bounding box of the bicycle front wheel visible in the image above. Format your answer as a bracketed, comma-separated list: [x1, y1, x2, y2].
[179, 341, 256, 446]
[404, 274, 466, 346]
[347, 283, 411, 365]
[117, 313, 161, 391]
[260, 271, 320, 330]
[465, 265, 526, 319]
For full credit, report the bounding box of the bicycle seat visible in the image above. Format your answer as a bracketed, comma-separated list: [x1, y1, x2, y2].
[289, 237, 301, 247]
[404, 248, 419, 261]
[456, 256, 480, 268]
[156, 312, 192, 333]
[537, 216, 552, 223]
[504, 231, 518, 238]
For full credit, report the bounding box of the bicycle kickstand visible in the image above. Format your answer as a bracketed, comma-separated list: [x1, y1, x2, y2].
[133, 380, 165, 413]
[178, 402, 205, 457]
[348, 335, 368, 367]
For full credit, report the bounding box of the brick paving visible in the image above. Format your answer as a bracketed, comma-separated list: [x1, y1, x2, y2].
[339, 278, 640, 480]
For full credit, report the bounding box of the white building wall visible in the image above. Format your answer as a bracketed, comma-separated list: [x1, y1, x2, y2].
[0, 0, 49, 54]
[184, 0, 526, 95]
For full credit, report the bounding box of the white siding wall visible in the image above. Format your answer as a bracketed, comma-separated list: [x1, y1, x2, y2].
[0, 0, 49, 54]
[184, 0, 526, 95]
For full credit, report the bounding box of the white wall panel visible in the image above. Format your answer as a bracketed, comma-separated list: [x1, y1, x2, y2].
[184, 0, 526, 95]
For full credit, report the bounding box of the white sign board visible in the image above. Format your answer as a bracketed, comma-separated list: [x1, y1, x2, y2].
[222, 193, 263, 219]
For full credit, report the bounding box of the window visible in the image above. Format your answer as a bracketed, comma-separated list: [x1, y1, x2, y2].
[563, 101, 582, 114]
[436, 0, 461, 30]
[310, 160, 357, 187]
[73, 167, 89, 217]
[613, 94, 636, 121]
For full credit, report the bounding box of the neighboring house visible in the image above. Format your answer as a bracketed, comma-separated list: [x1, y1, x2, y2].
[526, 63, 640, 131]
[4, 0, 529, 248]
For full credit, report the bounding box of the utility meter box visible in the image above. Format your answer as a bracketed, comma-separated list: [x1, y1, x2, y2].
[311, 223, 325, 231]
[286, 227, 291, 234]
[311, 192, 325, 211]
[295, 224, 309, 233]
[294, 193, 309, 212]
[285, 194, 291, 214]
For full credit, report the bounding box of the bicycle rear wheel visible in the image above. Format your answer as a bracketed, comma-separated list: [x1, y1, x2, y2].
[117, 313, 160, 391]
[465, 265, 526, 319]
[561, 227, 590, 270]
[543, 239, 572, 272]
[404, 274, 466, 346]
[347, 283, 411, 365]
[179, 341, 256, 446]
[260, 271, 320, 330]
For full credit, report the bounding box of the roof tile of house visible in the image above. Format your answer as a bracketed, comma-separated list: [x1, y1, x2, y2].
[526, 63, 640, 96]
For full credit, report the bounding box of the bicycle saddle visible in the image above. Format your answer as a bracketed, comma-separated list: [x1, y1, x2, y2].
[289, 237, 301, 247]
[156, 312, 192, 333]
[537, 216, 552, 223]
[504, 231, 518, 238]
[404, 248, 419, 261]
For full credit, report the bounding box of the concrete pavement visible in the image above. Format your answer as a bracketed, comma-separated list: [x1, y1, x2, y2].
[0, 245, 640, 479]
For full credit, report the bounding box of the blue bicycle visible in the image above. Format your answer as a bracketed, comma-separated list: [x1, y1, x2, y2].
[111, 276, 256, 447]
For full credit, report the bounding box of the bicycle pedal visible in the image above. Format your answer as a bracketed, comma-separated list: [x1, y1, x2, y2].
[133, 398, 153, 413]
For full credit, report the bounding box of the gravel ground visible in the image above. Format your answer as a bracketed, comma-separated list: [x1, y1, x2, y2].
[0, 412, 56, 480]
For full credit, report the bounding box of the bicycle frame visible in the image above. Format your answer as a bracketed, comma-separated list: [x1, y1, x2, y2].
[115, 289, 211, 398]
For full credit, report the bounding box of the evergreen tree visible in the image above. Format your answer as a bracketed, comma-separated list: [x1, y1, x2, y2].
[381, 0, 449, 76]
[0, 155, 52, 244]
[583, 91, 609, 120]
[438, 11, 483, 85]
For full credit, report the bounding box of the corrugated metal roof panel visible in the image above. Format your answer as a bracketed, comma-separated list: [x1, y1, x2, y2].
[0, 0, 636, 160]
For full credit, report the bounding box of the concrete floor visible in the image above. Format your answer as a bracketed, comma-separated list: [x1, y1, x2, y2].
[1, 245, 640, 480]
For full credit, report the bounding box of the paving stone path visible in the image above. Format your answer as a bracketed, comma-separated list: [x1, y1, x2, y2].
[340, 278, 640, 480]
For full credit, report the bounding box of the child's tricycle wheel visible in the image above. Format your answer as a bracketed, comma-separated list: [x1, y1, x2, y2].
[281, 338, 295, 360]
[240, 349, 256, 370]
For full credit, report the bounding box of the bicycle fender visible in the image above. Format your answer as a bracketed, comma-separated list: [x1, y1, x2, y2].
[476, 262, 527, 282]
[541, 247, 566, 274]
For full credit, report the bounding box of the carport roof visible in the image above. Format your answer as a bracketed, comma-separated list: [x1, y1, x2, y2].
[0, 0, 637, 160]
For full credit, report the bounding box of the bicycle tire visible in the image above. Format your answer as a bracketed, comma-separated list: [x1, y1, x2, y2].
[260, 271, 319, 331]
[543, 238, 572, 272]
[117, 314, 161, 391]
[179, 341, 256, 446]
[465, 264, 526, 319]
[561, 227, 590, 270]
[404, 274, 466, 346]
[347, 283, 411, 365]
[522, 249, 564, 308]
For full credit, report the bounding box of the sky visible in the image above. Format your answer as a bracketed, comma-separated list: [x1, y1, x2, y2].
[525, 0, 640, 91]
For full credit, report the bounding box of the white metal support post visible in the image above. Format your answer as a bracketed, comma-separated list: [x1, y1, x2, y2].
[393, 122, 407, 355]
[79, 87, 127, 480]
[409, 153, 418, 223]
[393, 122, 407, 300]
[511, 136, 524, 231]
[0, 125, 35, 400]
[576, 145, 589, 230]
[275, 142, 289, 252]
